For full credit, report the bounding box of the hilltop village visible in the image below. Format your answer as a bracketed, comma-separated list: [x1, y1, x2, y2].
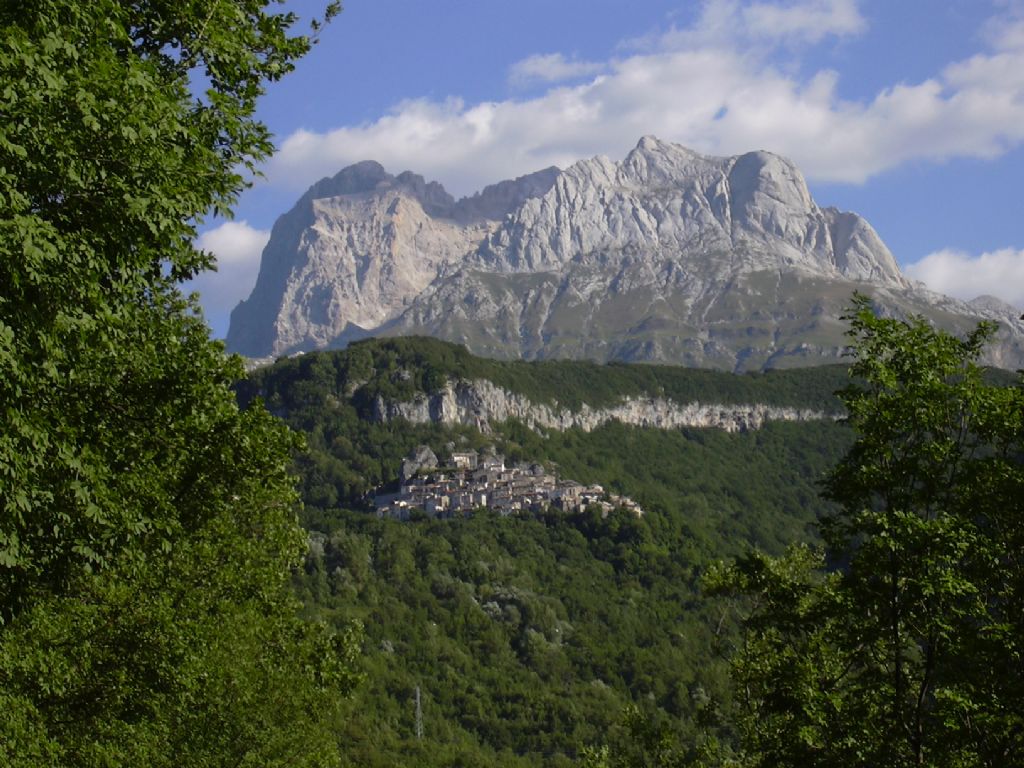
[374, 447, 643, 520]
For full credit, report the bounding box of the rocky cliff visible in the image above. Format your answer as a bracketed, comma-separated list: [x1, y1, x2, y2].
[372, 378, 835, 434]
[227, 161, 517, 356]
[465, 137, 905, 283]
[227, 137, 1024, 370]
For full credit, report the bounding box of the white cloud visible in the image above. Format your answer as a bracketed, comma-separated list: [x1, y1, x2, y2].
[508, 53, 604, 87]
[742, 0, 866, 44]
[983, 9, 1024, 51]
[195, 220, 270, 269]
[626, 0, 865, 52]
[185, 220, 270, 320]
[267, 3, 1024, 199]
[905, 248, 1024, 309]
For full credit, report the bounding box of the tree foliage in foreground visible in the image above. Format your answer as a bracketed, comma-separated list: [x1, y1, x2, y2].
[709, 296, 1024, 767]
[1, 1, 356, 765]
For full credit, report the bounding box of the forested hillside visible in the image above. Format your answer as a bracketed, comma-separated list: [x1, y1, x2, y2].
[244, 335, 850, 412]
[245, 339, 854, 765]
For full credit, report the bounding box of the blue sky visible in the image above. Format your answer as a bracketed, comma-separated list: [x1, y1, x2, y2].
[188, 0, 1024, 337]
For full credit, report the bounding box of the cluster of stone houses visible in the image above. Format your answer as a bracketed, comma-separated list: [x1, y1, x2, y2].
[374, 448, 643, 520]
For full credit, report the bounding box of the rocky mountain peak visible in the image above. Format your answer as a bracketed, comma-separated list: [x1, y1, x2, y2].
[392, 171, 457, 218]
[302, 160, 392, 201]
[727, 150, 814, 216]
[471, 138, 902, 285]
[227, 137, 1024, 371]
[620, 135, 715, 185]
[968, 294, 1022, 315]
[453, 167, 561, 223]
[300, 162, 458, 217]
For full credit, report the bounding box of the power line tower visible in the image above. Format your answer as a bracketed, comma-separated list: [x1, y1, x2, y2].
[414, 685, 423, 741]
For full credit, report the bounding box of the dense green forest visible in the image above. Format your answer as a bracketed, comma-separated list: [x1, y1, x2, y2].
[248, 339, 854, 765]
[1, 2, 353, 766]
[250, 331, 1023, 766]
[239, 337, 850, 515]
[244, 335, 850, 413]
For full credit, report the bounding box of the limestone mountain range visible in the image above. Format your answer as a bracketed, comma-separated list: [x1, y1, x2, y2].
[226, 137, 1024, 371]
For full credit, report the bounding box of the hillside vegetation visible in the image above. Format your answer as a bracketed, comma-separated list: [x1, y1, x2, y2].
[244, 336, 850, 411]
[244, 339, 855, 765]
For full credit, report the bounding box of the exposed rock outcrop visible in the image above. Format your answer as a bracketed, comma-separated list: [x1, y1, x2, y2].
[372, 379, 835, 434]
[467, 138, 906, 284]
[399, 445, 438, 483]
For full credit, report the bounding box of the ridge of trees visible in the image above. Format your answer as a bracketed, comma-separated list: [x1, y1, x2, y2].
[245, 336, 852, 413]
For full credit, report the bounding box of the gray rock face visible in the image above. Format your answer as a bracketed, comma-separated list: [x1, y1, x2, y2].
[373, 379, 835, 434]
[226, 137, 1024, 370]
[399, 445, 438, 483]
[227, 163, 558, 357]
[469, 138, 905, 284]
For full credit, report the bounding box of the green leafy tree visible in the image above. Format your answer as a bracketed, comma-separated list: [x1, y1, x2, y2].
[0, 1, 357, 766]
[710, 295, 1024, 767]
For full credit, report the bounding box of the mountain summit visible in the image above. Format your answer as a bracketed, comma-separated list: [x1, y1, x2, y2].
[227, 137, 1024, 371]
